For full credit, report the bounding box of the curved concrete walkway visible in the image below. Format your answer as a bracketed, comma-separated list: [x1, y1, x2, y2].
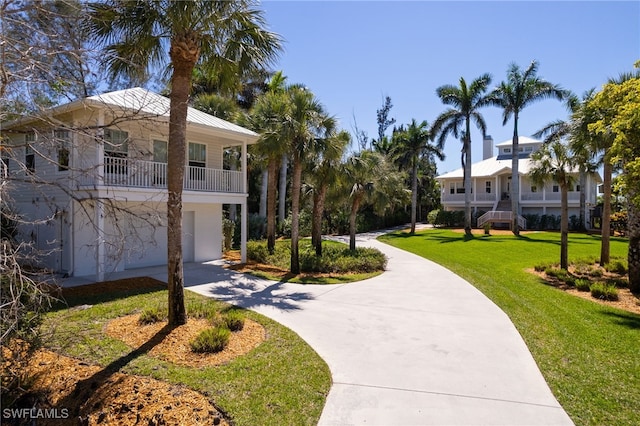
[180, 229, 573, 425]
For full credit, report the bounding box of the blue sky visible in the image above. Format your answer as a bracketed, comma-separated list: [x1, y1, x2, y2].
[260, 0, 639, 174]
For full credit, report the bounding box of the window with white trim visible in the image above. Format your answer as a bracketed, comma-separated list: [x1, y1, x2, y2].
[188, 142, 206, 180]
[104, 129, 129, 174]
[55, 129, 70, 171]
[25, 132, 35, 173]
[485, 181, 491, 193]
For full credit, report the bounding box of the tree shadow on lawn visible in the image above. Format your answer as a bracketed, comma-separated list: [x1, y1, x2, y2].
[55, 324, 174, 419]
[49, 278, 167, 312]
[383, 229, 596, 246]
[598, 309, 640, 330]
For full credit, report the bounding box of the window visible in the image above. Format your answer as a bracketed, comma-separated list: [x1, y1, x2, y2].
[485, 181, 491, 194]
[456, 185, 465, 194]
[576, 185, 581, 192]
[449, 183, 455, 195]
[525, 146, 533, 152]
[504, 148, 511, 154]
[153, 140, 168, 185]
[104, 129, 128, 174]
[189, 142, 206, 180]
[55, 130, 70, 171]
[552, 185, 559, 193]
[25, 132, 35, 173]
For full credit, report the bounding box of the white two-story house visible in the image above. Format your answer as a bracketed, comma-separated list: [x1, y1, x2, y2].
[1, 88, 257, 281]
[436, 136, 602, 228]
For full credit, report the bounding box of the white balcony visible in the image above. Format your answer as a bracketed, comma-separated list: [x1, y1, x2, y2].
[76, 157, 243, 193]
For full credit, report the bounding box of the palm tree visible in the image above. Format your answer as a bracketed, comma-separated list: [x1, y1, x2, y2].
[88, 0, 281, 325]
[246, 90, 289, 254]
[491, 61, 566, 235]
[534, 90, 598, 231]
[391, 119, 444, 234]
[307, 130, 349, 256]
[285, 85, 336, 274]
[529, 140, 576, 269]
[343, 150, 408, 250]
[432, 74, 492, 235]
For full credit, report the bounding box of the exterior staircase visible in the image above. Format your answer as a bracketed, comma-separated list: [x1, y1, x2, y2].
[477, 199, 527, 230]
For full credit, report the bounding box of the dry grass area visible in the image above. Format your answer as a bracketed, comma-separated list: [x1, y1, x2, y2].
[15, 277, 269, 426]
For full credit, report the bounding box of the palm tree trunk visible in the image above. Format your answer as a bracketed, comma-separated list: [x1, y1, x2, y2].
[627, 184, 639, 294]
[463, 137, 472, 235]
[349, 194, 362, 251]
[166, 39, 198, 326]
[312, 184, 328, 256]
[579, 168, 587, 230]
[259, 168, 267, 217]
[600, 160, 612, 265]
[511, 116, 520, 236]
[290, 153, 302, 274]
[411, 158, 418, 234]
[266, 158, 278, 253]
[560, 183, 569, 270]
[278, 154, 288, 225]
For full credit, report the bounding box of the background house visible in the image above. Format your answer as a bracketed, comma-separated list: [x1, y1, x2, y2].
[436, 136, 602, 228]
[1, 88, 258, 281]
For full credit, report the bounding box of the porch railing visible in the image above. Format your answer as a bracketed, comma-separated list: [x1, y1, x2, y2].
[77, 157, 243, 193]
[477, 210, 527, 230]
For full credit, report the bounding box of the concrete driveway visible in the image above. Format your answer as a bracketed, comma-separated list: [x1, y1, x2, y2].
[177, 230, 574, 426]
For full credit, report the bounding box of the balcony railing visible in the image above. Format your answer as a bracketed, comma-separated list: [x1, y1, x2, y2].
[77, 157, 243, 193]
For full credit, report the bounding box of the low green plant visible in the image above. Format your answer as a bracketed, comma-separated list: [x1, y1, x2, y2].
[534, 263, 549, 272]
[604, 259, 628, 275]
[190, 326, 231, 353]
[138, 306, 167, 324]
[224, 310, 245, 332]
[590, 282, 619, 301]
[575, 279, 591, 292]
[588, 267, 603, 278]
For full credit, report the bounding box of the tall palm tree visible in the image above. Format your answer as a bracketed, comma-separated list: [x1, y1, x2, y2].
[534, 90, 598, 231]
[308, 130, 350, 255]
[432, 74, 492, 235]
[285, 85, 336, 274]
[391, 119, 444, 234]
[529, 140, 576, 269]
[88, 0, 281, 325]
[246, 90, 289, 254]
[490, 61, 566, 235]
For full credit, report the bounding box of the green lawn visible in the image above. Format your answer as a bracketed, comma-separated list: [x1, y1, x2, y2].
[42, 287, 331, 426]
[379, 230, 638, 426]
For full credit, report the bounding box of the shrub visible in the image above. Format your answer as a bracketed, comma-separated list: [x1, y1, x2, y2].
[247, 241, 270, 263]
[588, 268, 603, 278]
[604, 259, 628, 275]
[187, 300, 218, 320]
[190, 327, 231, 353]
[223, 217, 235, 252]
[590, 282, 619, 301]
[609, 277, 629, 288]
[138, 306, 167, 324]
[427, 209, 440, 226]
[575, 279, 591, 292]
[534, 263, 549, 272]
[224, 310, 245, 332]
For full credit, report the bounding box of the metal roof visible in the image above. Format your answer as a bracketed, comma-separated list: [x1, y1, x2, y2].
[86, 88, 258, 141]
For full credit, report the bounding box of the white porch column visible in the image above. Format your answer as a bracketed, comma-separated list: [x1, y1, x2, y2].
[95, 112, 105, 282]
[241, 139, 248, 263]
[95, 200, 105, 282]
[241, 198, 247, 263]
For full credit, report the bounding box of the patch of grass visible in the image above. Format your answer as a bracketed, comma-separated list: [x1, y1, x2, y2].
[590, 282, 619, 301]
[604, 259, 628, 275]
[41, 289, 331, 425]
[223, 310, 245, 332]
[245, 239, 386, 283]
[190, 327, 231, 353]
[379, 230, 637, 425]
[138, 305, 167, 324]
[575, 279, 591, 292]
